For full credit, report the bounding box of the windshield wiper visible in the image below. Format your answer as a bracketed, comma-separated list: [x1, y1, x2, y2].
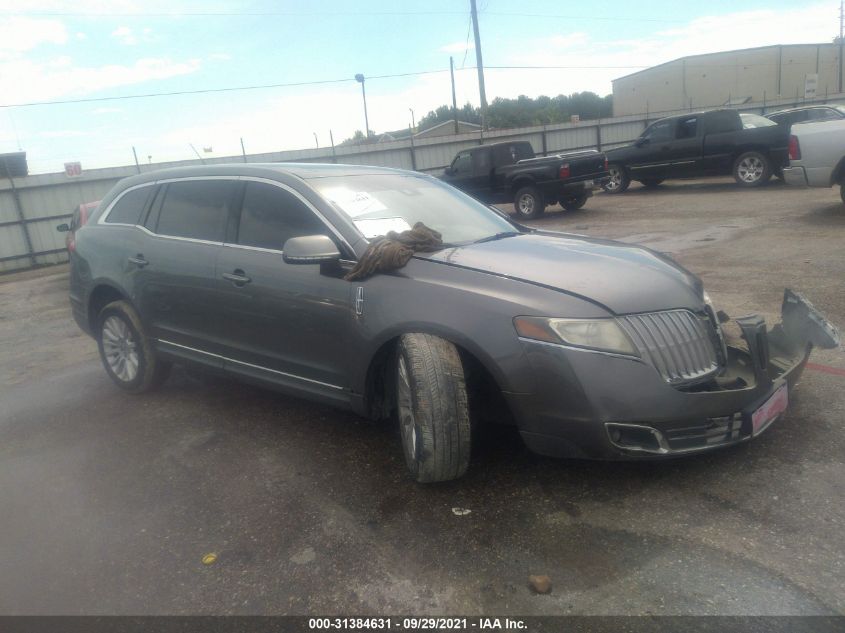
[473, 231, 521, 244]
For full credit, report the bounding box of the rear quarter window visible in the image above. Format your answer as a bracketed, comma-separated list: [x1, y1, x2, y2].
[104, 187, 153, 225]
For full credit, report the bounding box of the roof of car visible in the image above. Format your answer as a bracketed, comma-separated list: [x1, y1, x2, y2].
[116, 162, 417, 187]
[767, 105, 837, 115]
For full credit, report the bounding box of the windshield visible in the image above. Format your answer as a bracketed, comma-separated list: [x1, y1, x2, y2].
[741, 113, 777, 129]
[311, 173, 517, 244]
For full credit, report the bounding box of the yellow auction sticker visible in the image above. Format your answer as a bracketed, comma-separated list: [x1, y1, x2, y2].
[202, 553, 218, 565]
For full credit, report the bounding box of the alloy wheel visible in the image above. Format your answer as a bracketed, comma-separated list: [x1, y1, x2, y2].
[101, 315, 139, 382]
[517, 193, 535, 215]
[737, 156, 764, 183]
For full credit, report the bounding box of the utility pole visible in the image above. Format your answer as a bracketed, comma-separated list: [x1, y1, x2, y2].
[470, 0, 488, 131]
[839, 0, 845, 93]
[450, 56, 459, 134]
[355, 74, 370, 137]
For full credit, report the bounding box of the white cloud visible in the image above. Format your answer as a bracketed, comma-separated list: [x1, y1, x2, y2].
[208, 53, 231, 61]
[0, 57, 202, 105]
[439, 41, 474, 54]
[111, 26, 138, 45]
[0, 17, 66, 58]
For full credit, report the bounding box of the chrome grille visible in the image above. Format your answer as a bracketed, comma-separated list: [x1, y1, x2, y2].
[619, 310, 720, 385]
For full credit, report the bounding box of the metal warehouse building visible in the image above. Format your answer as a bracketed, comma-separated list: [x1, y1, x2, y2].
[612, 43, 842, 117]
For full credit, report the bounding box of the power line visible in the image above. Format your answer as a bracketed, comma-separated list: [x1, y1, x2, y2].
[0, 69, 453, 109]
[3, 10, 685, 22]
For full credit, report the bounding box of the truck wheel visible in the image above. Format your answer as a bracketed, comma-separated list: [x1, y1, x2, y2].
[733, 151, 771, 187]
[395, 333, 471, 483]
[97, 300, 171, 393]
[639, 178, 664, 188]
[561, 194, 588, 211]
[602, 164, 630, 194]
[513, 185, 545, 219]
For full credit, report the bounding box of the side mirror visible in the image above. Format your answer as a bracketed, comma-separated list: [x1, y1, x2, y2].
[635, 137, 650, 148]
[282, 234, 341, 264]
[56, 223, 70, 232]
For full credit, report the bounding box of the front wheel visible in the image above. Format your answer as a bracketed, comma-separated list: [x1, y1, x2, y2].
[733, 151, 771, 187]
[395, 333, 471, 483]
[602, 164, 630, 194]
[560, 194, 588, 211]
[97, 300, 171, 393]
[513, 185, 545, 219]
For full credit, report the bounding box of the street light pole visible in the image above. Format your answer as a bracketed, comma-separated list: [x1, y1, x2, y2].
[355, 73, 370, 137]
[409, 108, 415, 131]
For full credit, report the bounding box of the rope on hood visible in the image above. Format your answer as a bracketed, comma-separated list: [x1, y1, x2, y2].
[344, 222, 444, 281]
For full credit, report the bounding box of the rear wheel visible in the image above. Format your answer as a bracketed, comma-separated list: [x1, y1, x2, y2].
[560, 194, 588, 211]
[602, 164, 630, 194]
[733, 151, 771, 187]
[395, 333, 471, 483]
[639, 178, 664, 188]
[97, 300, 171, 393]
[513, 185, 545, 219]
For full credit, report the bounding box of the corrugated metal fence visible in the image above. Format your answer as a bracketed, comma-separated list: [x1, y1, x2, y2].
[1, 92, 838, 273]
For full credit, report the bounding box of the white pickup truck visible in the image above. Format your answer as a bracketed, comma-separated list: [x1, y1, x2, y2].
[782, 118, 845, 204]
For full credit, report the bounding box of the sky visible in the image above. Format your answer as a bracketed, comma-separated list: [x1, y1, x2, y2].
[0, 0, 840, 174]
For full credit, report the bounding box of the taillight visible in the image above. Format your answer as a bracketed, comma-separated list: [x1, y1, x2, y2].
[559, 163, 571, 179]
[788, 135, 801, 161]
[604, 157, 608, 170]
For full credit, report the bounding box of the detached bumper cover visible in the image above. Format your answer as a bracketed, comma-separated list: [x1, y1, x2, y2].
[782, 166, 808, 187]
[509, 289, 839, 459]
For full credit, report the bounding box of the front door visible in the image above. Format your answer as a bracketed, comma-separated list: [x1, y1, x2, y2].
[627, 118, 675, 179]
[214, 180, 353, 401]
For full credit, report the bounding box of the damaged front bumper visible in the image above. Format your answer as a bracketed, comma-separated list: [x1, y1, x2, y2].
[510, 289, 840, 459]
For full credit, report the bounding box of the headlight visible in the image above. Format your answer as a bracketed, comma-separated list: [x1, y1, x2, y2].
[514, 316, 639, 356]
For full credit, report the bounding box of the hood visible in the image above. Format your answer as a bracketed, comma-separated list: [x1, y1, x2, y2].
[418, 232, 703, 315]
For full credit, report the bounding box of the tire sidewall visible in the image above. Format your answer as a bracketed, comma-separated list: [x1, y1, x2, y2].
[96, 301, 159, 393]
[513, 185, 544, 219]
[395, 342, 423, 479]
[561, 194, 588, 211]
[603, 164, 630, 194]
[733, 151, 771, 187]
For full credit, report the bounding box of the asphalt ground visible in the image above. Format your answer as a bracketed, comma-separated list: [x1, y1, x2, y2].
[0, 177, 843, 616]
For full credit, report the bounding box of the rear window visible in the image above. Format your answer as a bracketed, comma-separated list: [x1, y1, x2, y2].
[105, 187, 152, 225]
[740, 113, 777, 129]
[155, 180, 235, 242]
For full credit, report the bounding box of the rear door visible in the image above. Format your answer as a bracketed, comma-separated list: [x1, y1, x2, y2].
[214, 179, 353, 402]
[129, 178, 237, 363]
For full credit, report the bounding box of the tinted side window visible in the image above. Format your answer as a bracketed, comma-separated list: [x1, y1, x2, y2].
[643, 120, 673, 142]
[105, 187, 152, 225]
[806, 108, 837, 121]
[155, 180, 235, 242]
[676, 117, 698, 139]
[704, 111, 740, 134]
[237, 182, 329, 250]
[452, 152, 472, 174]
[472, 150, 491, 175]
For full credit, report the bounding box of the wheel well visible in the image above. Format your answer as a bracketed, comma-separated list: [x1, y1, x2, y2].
[87, 285, 126, 332]
[364, 335, 515, 426]
[831, 156, 845, 186]
[510, 178, 536, 194]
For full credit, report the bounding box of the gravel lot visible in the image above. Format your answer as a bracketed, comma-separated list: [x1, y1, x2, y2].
[0, 177, 843, 615]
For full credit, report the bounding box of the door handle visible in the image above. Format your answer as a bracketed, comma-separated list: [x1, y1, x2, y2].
[128, 255, 149, 268]
[222, 270, 251, 286]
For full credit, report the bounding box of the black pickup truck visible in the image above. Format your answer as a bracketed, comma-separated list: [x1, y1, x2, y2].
[603, 109, 789, 193]
[440, 141, 609, 219]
